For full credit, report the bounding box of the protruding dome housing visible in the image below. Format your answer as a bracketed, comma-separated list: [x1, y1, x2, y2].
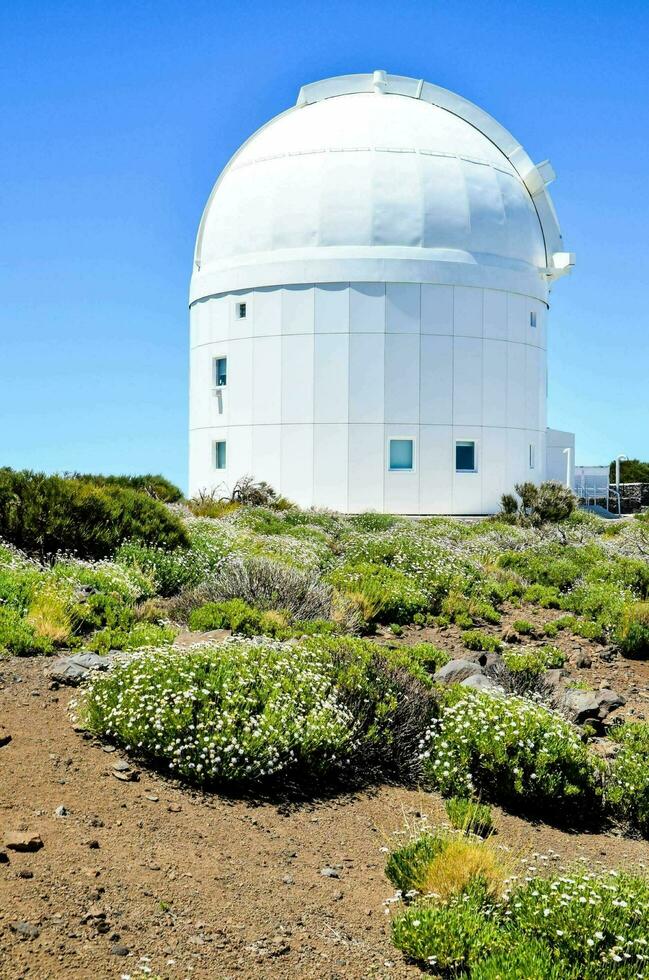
[192, 71, 572, 304]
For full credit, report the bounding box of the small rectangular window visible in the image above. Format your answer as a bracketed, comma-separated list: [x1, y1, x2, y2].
[214, 357, 227, 387]
[214, 441, 226, 469]
[456, 441, 476, 472]
[529, 443, 535, 469]
[238, 302, 247, 319]
[530, 311, 537, 328]
[389, 438, 414, 471]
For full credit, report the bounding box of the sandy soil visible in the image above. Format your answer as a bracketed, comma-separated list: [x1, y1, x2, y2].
[1, 656, 649, 980]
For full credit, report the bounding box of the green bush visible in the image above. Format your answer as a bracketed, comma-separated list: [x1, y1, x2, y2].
[607, 722, 649, 836]
[0, 606, 53, 656]
[511, 618, 536, 635]
[523, 583, 562, 608]
[499, 481, 576, 525]
[0, 468, 189, 560]
[502, 644, 565, 676]
[70, 473, 183, 502]
[116, 537, 226, 597]
[82, 643, 355, 785]
[461, 630, 502, 653]
[392, 882, 502, 971]
[85, 622, 176, 654]
[385, 832, 446, 895]
[615, 602, 649, 658]
[444, 796, 493, 836]
[81, 637, 439, 787]
[328, 561, 430, 624]
[187, 599, 289, 638]
[390, 850, 649, 977]
[421, 688, 602, 814]
[348, 512, 400, 533]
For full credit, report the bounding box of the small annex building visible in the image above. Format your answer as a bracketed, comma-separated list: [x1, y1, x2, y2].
[189, 71, 575, 514]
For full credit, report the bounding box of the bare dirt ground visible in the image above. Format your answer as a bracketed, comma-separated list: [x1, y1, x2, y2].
[2, 656, 649, 980]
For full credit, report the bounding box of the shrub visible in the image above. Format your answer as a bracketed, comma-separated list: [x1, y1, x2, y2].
[187, 599, 289, 638]
[348, 512, 399, 533]
[461, 630, 502, 653]
[523, 583, 562, 608]
[0, 606, 53, 656]
[392, 882, 502, 971]
[511, 618, 536, 635]
[420, 688, 603, 814]
[310, 636, 440, 782]
[116, 539, 226, 597]
[187, 489, 240, 518]
[0, 468, 189, 560]
[82, 643, 356, 785]
[390, 843, 649, 977]
[444, 796, 493, 837]
[442, 593, 501, 627]
[615, 602, 649, 658]
[25, 584, 72, 644]
[173, 555, 336, 624]
[327, 561, 430, 624]
[70, 473, 183, 502]
[385, 832, 446, 895]
[607, 722, 649, 836]
[85, 622, 176, 654]
[499, 481, 576, 525]
[502, 644, 565, 675]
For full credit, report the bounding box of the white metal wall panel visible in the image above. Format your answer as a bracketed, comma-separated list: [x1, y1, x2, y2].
[253, 286, 282, 337]
[453, 337, 482, 426]
[252, 336, 282, 424]
[525, 345, 541, 430]
[315, 284, 349, 334]
[482, 339, 507, 427]
[347, 424, 383, 512]
[349, 282, 385, 333]
[384, 334, 419, 423]
[227, 424, 253, 483]
[252, 423, 281, 489]
[506, 343, 526, 427]
[386, 283, 420, 334]
[419, 425, 453, 512]
[314, 333, 349, 424]
[228, 338, 254, 425]
[420, 334, 453, 424]
[349, 334, 384, 423]
[313, 424, 349, 511]
[280, 425, 314, 507]
[421, 283, 453, 335]
[481, 427, 508, 512]
[507, 292, 528, 344]
[209, 294, 230, 345]
[281, 334, 314, 423]
[282, 285, 314, 335]
[454, 286, 483, 337]
[483, 289, 507, 340]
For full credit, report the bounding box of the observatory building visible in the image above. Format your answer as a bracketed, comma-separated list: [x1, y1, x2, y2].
[189, 71, 574, 513]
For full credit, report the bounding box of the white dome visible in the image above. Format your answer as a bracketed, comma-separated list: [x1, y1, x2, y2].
[192, 73, 567, 303]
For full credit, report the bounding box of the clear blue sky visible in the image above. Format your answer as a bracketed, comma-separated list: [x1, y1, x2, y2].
[1, 0, 647, 491]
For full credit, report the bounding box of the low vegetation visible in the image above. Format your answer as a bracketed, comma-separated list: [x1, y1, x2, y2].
[3, 470, 649, 974]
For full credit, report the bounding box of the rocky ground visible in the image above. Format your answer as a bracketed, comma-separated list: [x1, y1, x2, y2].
[2, 627, 649, 980]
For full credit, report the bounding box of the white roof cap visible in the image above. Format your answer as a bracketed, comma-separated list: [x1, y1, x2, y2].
[192, 72, 570, 303]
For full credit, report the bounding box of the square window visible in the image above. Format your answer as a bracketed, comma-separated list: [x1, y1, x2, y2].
[530, 311, 537, 328]
[529, 443, 535, 469]
[214, 441, 226, 469]
[238, 302, 247, 319]
[214, 357, 227, 387]
[456, 441, 476, 472]
[389, 438, 414, 471]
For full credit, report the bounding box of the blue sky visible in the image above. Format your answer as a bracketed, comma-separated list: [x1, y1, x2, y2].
[1, 0, 647, 490]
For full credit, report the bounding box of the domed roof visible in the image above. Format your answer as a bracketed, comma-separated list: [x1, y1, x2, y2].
[192, 73, 570, 302]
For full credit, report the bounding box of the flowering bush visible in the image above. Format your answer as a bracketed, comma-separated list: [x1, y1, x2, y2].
[82, 643, 357, 785]
[607, 722, 649, 836]
[502, 644, 565, 675]
[327, 561, 430, 624]
[389, 837, 649, 977]
[420, 688, 603, 813]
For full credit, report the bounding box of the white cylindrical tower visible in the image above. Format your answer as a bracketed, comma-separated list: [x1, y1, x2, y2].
[189, 72, 573, 513]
